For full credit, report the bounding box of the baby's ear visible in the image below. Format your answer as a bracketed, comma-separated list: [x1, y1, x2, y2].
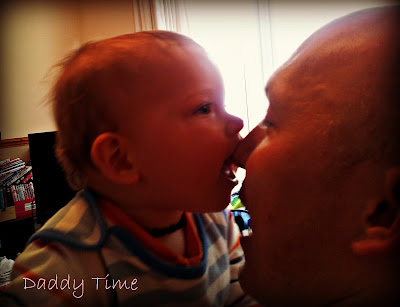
[352, 167, 400, 255]
[90, 132, 139, 185]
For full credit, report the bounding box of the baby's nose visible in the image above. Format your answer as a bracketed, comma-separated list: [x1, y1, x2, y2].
[232, 125, 267, 168]
[225, 114, 244, 137]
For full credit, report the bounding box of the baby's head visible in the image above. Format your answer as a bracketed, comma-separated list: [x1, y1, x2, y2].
[53, 31, 194, 190]
[53, 31, 243, 213]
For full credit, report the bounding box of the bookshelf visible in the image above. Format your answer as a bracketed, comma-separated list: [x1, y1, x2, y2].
[0, 133, 78, 259]
[0, 158, 36, 222]
[0, 137, 37, 259]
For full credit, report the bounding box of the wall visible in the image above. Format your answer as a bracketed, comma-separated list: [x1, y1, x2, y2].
[0, 145, 30, 163]
[268, 0, 398, 70]
[1, 0, 398, 140]
[78, 0, 134, 43]
[0, 0, 134, 140]
[0, 1, 80, 140]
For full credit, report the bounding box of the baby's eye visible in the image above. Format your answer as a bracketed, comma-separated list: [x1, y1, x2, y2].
[195, 103, 212, 115]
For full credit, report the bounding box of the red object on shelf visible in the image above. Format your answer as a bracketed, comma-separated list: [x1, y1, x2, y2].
[14, 198, 35, 218]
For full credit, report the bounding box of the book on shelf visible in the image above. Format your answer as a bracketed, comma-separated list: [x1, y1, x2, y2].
[4, 166, 32, 186]
[0, 166, 31, 187]
[0, 158, 36, 222]
[1, 183, 35, 219]
[0, 158, 19, 169]
[21, 172, 33, 184]
[0, 164, 25, 175]
[0, 158, 11, 166]
[0, 163, 24, 173]
[0, 158, 25, 172]
[1, 169, 23, 187]
[10, 183, 35, 218]
[0, 172, 16, 186]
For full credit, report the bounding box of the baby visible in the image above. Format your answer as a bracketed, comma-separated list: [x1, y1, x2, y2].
[2, 31, 257, 306]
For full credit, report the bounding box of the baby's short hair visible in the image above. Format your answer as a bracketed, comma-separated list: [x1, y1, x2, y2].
[52, 31, 201, 190]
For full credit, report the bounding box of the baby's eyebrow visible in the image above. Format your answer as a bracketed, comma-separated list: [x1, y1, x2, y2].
[184, 89, 219, 102]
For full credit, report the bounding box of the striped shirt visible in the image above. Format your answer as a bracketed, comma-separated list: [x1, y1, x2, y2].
[2, 189, 257, 306]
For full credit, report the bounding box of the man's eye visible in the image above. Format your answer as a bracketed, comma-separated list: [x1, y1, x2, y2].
[261, 119, 274, 128]
[195, 103, 212, 115]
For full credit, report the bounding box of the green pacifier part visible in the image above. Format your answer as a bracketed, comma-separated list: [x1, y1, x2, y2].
[231, 196, 244, 209]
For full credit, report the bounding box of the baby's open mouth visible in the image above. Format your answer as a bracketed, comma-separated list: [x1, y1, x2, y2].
[221, 160, 237, 183]
[223, 161, 235, 178]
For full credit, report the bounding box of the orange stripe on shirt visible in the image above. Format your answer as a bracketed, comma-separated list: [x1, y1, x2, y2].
[229, 234, 241, 254]
[98, 198, 202, 266]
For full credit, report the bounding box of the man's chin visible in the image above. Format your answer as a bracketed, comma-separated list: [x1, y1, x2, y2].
[238, 262, 254, 294]
[240, 270, 265, 305]
[238, 245, 265, 302]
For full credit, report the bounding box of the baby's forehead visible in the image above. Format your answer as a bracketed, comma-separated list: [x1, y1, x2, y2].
[136, 38, 204, 66]
[107, 42, 210, 103]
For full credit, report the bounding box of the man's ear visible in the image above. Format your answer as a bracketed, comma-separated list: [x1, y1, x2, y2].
[90, 132, 139, 185]
[352, 167, 400, 256]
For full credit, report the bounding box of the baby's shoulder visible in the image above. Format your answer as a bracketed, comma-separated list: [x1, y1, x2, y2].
[30, 190, 106, 249]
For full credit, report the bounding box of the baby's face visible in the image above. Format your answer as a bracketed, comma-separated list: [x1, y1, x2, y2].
[118, 45, 243, 213]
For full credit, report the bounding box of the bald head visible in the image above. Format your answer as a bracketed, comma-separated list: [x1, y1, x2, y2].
[237, 7, 400, 305]
[267, 6, 400, 168]
[294, 6, 399, 104]
[234, 6, 400, 171]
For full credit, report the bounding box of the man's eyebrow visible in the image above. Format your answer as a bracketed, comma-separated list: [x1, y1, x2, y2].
[264, 80, 280, 115]
[264, 83, 270, 96]
[265, 81, 273, 99]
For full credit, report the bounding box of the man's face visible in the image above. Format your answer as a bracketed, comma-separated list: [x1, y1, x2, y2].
[236, 47, 384, 304]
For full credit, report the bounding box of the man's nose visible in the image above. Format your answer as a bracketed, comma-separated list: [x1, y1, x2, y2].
[232, 125, 267, 168]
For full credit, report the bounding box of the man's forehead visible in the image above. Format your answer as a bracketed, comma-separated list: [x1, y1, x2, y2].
[264, 70, 282, 103]
[264, 72, 287, 119]
[264, 67, 292, 112]
[263, 60, 334, 123]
